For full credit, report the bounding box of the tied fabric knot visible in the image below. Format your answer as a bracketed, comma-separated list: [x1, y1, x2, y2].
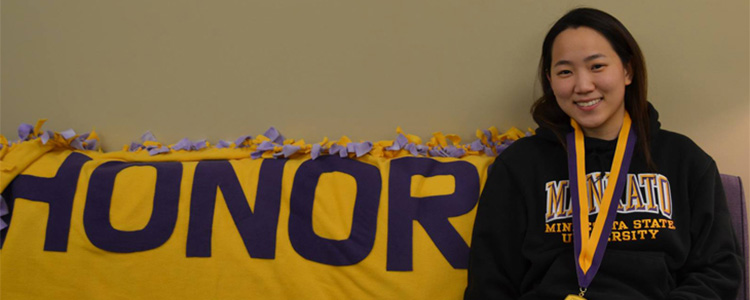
[428, 148, 447, 157]
[251, 141, 277, 159]
[476, 128, 500, 156]
[404, 143, 428, 156]
[129, 142, 144, 152]
[216, 140, 232, 149]
[172, 138, 192, 151]
[129, 131, 171, 155]
[427, 132, 465, 158]
[141, 131, 157, 142]
[40, 130, 55, 145]
[472, 126, 524, 157]
[83, 139, 98, 150]
[273, 145, 301, 158]
[193, 140, 208, 150]
[69, 132, 87, 150]
[127, 131, 168, 155]
[469, 140, 485, 152]
[386, 134, 409, 151]
[67, 132, 98, 150]
[349, 142, 373, 158]
[310, 137, 330, 160]
[248, 127, 292, 159]
[329, 144, 348, 158]
[234, 135, 253, 148]
[311, 144, 323, 160]
[173, 138, 208, 151]
[428, 145, 466, 158]
[69, 138, 84, 150]
[18, 123, 34, 141]
[263, 127, 285, 144]
[60, 129, 77, 140]
[147, 146, 170, 156]
[446, 146, 466, 157]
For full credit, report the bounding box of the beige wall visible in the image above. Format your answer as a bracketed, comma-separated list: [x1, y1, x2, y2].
[2, 1, 748, 199]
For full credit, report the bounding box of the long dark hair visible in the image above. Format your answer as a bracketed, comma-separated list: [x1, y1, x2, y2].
[531, 7, 654, 169]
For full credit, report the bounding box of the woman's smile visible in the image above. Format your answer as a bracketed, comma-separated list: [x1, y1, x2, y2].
[575, 97, 602, 109]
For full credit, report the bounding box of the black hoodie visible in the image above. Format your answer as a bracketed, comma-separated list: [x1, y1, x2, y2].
[465, 104, 742, 299]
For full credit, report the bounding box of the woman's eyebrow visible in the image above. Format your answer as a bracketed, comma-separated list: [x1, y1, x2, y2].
[553, 54, 607, 68]
[552, 60, 571, 68]
[584, 53, 606, 62]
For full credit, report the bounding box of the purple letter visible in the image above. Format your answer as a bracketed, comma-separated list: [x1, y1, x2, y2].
[387, 157, 479, 271]
[1, 153, 91, 250]
[84, 161, 182, 253]
[288, 156, 381, 266]
[187, 159, 285, 258]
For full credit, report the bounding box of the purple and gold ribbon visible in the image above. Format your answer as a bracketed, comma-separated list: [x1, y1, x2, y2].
[566, 113, 636, 289]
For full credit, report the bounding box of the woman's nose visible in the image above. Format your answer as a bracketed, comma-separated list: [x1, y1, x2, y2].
[573, 72, 595, 94]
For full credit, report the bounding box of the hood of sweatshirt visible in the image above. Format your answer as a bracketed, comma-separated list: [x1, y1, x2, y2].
[533, 102, 661, 174]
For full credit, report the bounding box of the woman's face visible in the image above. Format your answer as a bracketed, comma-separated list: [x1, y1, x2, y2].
[548, 26, 632, 140]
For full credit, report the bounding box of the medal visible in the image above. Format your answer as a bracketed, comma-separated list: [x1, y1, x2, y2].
[566, 113, 636, 299]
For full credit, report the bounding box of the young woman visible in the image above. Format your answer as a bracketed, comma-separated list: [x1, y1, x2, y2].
[465, 8, 742, 299]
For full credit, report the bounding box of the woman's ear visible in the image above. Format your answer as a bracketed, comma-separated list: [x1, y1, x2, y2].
[624, 62, 633, 86]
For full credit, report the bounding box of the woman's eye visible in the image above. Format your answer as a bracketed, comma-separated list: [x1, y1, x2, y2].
[592, 64, 605, 70]
[557, 70, 572, 76]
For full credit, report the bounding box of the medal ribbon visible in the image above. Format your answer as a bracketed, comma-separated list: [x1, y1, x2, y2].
[566, 112, 636, 288]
